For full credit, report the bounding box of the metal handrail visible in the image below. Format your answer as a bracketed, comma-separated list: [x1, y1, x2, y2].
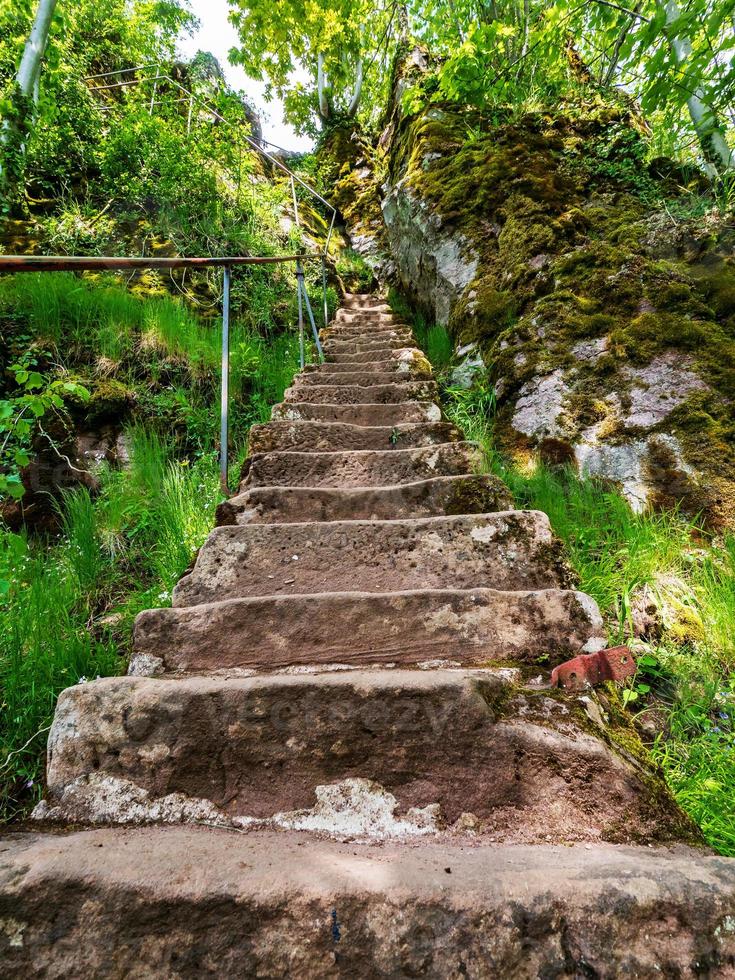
[0, 252, 325, 493]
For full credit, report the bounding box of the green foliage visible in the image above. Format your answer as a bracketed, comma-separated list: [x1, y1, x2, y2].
[0, 354, 89, 504]
[229, 0, 394, 133]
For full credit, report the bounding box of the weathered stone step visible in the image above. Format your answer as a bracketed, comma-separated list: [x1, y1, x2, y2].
[242, 443, 481, 488]
[326, 313, 410, 327]
[132, 586, 604, 675]
[249, 420, 459, 454]
[284, 381, 437, 404]
[325, 347, 422, 364]
[325, 325, 413, 341]
[217, 473, 512, 524]
[323, 335, 414, 352]
[172, 511, 570, 606]
[271, 401, 442, 425]
[294, 369, 431, 388]
[35, 671, 692, 848]
[304, 351, 429, 375]
[3, 828, 731, 977]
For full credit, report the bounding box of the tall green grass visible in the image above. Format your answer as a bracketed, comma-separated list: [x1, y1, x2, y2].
[440, 381, 735, 855]
[0, 431, 222, 820]
[388, 287, 454, 371]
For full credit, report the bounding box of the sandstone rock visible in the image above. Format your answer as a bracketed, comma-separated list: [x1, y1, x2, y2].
[512, 369, 569, 439]
[623, 352, 708, 430]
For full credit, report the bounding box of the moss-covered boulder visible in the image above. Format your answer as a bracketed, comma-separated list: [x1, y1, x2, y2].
[340, 54, 735, 527]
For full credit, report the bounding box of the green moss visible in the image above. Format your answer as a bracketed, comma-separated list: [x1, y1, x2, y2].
[85, 379, 135, 424]
[695, 264, 735, 319]
[611, 312, 708, 363]
[449, 278, 518, 347]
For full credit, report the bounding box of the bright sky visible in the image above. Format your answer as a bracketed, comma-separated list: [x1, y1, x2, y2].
[178, 0, 314, 152]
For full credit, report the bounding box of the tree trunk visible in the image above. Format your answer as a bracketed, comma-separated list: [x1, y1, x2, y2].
[317, 52, 330, 124]
[661, 0, 735, 173]
[1, 0, 59, 195]
[348, 56, 364, 116]
[16, 0, 59, 100]
[602, 1, 641, 87]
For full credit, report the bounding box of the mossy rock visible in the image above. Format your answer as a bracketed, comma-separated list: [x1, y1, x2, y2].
[82, 379, 136, 425]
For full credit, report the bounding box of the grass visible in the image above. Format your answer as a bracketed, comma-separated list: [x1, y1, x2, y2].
[0, 431, 222, 820]
[431, 355, 735, 855]
[388, 287, 454, 371]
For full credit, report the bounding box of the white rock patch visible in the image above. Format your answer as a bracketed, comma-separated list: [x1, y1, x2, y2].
[512, 370, 569, 438]
[271, 778, 440, 838]
[623, 353, 707, 429]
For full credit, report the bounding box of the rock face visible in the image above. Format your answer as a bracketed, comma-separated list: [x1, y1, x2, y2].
[330, 56, 735, 526]
[4, 294, 734, 975]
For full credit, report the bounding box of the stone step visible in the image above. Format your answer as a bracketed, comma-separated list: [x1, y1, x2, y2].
[131, 586, 604, 675]
[332, 316, 404, 330]
[217, 473, 512, 524]
[241, 443, 482, 488]
[284, 381, 437, 404]
[294, 369, 431, 387]
[2, 828, 731, 977]
[333, 305, 395, 318]
[35, 671, 692, 847]
[325, 347, 423, 364]
[304, 351, 430, 375]
[171, 511, 570, 606]
[323, 336, 414, 353]
[271, 401, 442, 425]
[248, 421, 460, 454]
[325, 325, 413, 341]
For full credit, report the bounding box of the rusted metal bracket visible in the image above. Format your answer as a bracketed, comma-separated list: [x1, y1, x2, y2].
[551, 646, 636, 690]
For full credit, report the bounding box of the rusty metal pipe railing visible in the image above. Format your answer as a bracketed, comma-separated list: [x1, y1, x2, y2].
[0, 254, 314, 273]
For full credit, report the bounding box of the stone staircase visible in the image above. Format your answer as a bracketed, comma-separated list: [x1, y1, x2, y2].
[2, 295, 734, 977]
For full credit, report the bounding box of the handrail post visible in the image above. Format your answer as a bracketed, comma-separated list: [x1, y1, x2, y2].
[300, 275, 324, 362]
[321, 255, 328, 328]
[220, 264, 231, 494]
[296, 260, 305, 370]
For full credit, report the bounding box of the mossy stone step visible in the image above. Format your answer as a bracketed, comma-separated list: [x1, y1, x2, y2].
[131, 586, 604, 675]
[217, 473, 511, 524]
[284, 381, 437, 404]
[324, 347, 424, 364]
[270, 401, 442, 425]
[171, 511, 571, 606]
[36, 670, 690, 847]
[241, 443, 482, 488]
[303, 353, 430, 375]
[324, 325, 414, 341]
[248, 421, 459, 454]
[294, 370, 431, 387]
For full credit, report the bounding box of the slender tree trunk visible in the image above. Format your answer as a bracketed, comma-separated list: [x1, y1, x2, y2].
[1, 0, 59, 194]
[348, 56, 364, 116]
[602, 1, 641, 87]
[516, 0, 530, 81]
[16, 0, 59, 100]
[317, 51, 330, 123]
[661, 0, 735, 173]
